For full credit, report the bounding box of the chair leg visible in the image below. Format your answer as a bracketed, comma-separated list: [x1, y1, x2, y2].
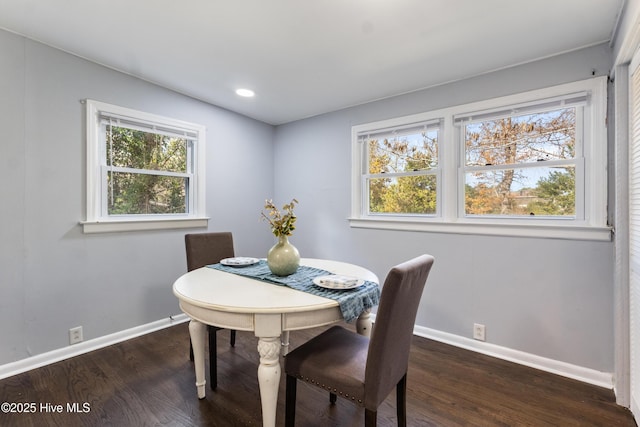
[365, 409, 377, 427]
[230, 330, 236, 347]
[285, 375, 297, 427]
[397, 374, 407, 427]
[189, 338, 194, 361]
[329, 392, 337, 404]
[208, 326, 217, 390]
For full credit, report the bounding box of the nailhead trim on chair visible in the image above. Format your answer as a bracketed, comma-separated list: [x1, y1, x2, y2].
[297, 375, 363, 404]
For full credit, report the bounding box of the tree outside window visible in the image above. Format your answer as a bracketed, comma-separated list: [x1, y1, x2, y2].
[351, 77, 609, 240]
[84, 99, 207, 233]
[365, 126, 438, 215]
[106, 125, 189, 215]
[463, 107, 577, 217]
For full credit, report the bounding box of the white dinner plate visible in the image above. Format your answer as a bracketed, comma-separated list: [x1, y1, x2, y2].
[313, 275, 365, 290]
[220, 257, 260, 267]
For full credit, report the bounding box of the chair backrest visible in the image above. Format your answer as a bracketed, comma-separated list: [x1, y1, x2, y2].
[185, 232, 235, 272]
[364, 254, 435, 409]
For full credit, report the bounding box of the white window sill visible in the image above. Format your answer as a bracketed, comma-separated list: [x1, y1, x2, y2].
[348, 217, 612, 242]
[80, 217, 209, 234]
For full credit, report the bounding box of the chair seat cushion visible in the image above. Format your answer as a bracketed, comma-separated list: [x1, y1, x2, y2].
[285, 326, 369, 405]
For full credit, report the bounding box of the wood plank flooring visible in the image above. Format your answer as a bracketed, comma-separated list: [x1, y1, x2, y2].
[0, 322, 636, 426]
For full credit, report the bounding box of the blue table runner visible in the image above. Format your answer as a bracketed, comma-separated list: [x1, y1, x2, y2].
[208, 260, 380, 322]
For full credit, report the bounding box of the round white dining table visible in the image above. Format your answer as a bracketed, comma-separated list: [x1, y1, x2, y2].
[172, 258, 379, 427]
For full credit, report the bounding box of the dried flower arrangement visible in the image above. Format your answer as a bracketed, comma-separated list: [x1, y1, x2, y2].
[261, 198, 298, 237]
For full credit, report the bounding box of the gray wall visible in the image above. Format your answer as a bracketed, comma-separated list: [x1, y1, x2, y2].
[274, 43, 615, 372]
[0, 30, 275, 364]
[0, 26, 618, 376]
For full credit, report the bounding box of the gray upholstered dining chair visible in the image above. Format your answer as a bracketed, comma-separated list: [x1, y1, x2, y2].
[284, 254, 435, 427]
[185, 232, 237, 390]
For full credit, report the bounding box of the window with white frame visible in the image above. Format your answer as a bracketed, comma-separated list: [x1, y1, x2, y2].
[82, 100, 207, 233]
[350, 77, 610, 241]
[456, 95, 584, 219]
[359, 120, 440, 216]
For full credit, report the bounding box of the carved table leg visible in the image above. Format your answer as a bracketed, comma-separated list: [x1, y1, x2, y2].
[356, 309, 372, 337]
[189, 319, 207, 399]
[257, 336, 281, 427]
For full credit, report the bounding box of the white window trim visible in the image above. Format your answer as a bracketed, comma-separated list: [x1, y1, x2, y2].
[81, 99, 208, 234]
[350, 77, 611, 241]
[359, 118, 441, 217]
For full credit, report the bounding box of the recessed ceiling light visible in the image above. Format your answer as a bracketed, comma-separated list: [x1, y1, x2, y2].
[236, 88, 255, 97]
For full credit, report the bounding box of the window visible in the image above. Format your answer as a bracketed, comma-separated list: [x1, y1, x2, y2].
[457, 96, 584, 219]
[350, 77, 610, 241]
[82, 100, 207, 233]
[361, 120, 440, 216]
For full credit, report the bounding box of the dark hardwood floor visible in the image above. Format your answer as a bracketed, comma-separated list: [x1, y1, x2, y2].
[0, 322, 636, 426]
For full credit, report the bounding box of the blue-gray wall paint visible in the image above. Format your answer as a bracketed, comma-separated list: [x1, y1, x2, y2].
[0, 26, 617, 375]
[274, 43, 615, 371]
[0, 30, 275, 364]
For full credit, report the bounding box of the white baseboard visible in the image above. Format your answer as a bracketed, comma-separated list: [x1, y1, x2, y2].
[0, 314, 615, 392]
[413, 325, 614, 389]
[0, 314, 189, 381]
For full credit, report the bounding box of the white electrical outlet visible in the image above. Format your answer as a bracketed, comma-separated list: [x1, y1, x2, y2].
[473, 323, 486, 341]
[69, 326, 83, 345]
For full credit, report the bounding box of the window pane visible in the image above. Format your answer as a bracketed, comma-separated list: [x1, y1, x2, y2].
[108, 172, 187, 215]
[367, 129, 438, 174]
[465, 107, 575, 166]
[368, 175, 437, 214]
[106, 125, 187, 173]
[464, 166, 575, 216]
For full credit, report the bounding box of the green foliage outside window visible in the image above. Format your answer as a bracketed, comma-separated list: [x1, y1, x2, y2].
[463, 108, 576, 217]
[367, 130, 438, 215]
[106, 126, 188, 215]
[366, 107, 577, 217]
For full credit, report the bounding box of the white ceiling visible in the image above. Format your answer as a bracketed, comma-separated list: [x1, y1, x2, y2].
[0, 0, 624, 125]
